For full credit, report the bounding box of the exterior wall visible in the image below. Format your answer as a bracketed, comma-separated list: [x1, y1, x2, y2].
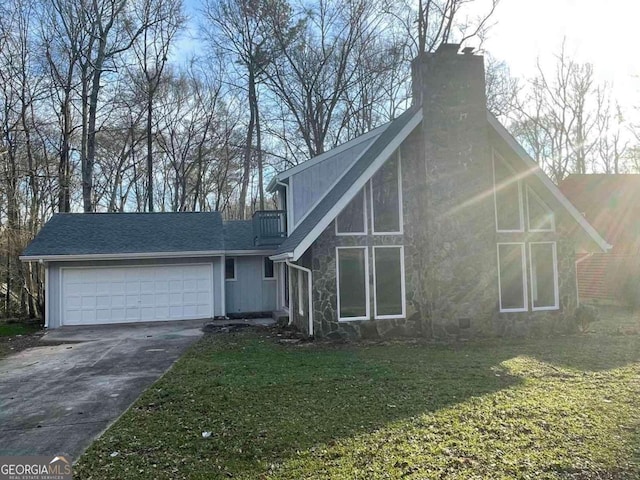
[225, 255, 277, 315]
[47, 257, 224, 328]
[576, 254, 639, 305]
[291, 138, 372, 226]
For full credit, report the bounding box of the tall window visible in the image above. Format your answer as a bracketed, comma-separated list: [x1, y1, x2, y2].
[337, 247, 369, 320]
[373, 246, 405, 318]
[493, 152, 523, 232]
[530, 242, 559, 310]
[497, 243, 527, 312]
[527, 186, 555, 232]
[225, 258, 236, 280]
[336, 189, 366, 235]
[371, 155, 402, 234]
[263, 257, 275, 279]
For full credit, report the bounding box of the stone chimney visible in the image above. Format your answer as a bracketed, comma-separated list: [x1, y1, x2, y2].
[410, 43, 496, 337]
[411, 43, 486, 115]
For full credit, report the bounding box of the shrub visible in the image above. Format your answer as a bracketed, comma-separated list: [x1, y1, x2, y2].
[574, 305, 599, 333]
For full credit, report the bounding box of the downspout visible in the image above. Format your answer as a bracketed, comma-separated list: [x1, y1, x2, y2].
[575, 253, 594, 307]
[285, 260, 313, 337]
[42, 260, 49, 329]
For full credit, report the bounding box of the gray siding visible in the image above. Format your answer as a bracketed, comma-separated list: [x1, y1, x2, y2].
[47, 257, 223, 328]
[225, 256, 277, 314]
[291, 137, 372, 226]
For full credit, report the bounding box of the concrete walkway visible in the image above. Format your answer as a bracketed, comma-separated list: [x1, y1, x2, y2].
[0, 320, 205, 460]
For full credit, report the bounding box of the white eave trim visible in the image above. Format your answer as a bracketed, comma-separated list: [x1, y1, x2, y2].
[267, 123, 390, 192]
[288, 108, 423, 261]
[20, 249, 276, 262]
[269, 252, 294, 262]
[487, 112, 612, 253]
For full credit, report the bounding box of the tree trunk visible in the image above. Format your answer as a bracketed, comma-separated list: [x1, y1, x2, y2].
[239, 68, 257, 220]
[147, 97, 154, 212]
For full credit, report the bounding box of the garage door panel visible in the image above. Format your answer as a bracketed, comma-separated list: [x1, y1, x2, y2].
[140, 307, 155, 321]
[62, 264, 213, 326]
[81, 296, 96, 308]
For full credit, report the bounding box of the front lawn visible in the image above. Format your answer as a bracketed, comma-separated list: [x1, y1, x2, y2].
[76, 330, 640, 479]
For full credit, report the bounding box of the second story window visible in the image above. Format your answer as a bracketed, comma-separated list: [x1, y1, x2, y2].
[493, 151, 524, 232]
[371, 154, 402, 234]
[527, 186, 555, 232]
[336, 189, 366, 235]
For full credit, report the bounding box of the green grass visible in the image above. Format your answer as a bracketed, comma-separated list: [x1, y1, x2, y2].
[0, 323, 40, 337]
[75, 330, 640, 479]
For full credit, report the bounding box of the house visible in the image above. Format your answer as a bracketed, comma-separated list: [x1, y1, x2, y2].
[560, 174, 640, 305]
[21, 44, 610, 338]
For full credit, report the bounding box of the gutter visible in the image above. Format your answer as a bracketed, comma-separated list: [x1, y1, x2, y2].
[270, 252, 293, 262]
[20, 249, 275, 263]
[286, 260, 313, 337]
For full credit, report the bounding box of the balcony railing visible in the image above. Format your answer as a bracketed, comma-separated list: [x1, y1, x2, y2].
[253, 210, 287, 246]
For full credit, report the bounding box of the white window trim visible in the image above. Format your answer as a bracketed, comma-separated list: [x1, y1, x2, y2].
[370, 152, 403, 235]
[526, 185, 556, 232]
[497, 242, 528, 313]
[335, 185, 367, 236]
[263, 256, 275, 280]
[529, 241, 560, 311]
[372, 245, 406, 319]
[493, 150, 524, 233]
[336, 246, 370, 321]
[225, 257, 236, 281]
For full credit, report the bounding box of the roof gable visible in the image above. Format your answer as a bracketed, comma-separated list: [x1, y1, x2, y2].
[274, 107, 422, 260]
[267, 123, 388, 189]
[487, 113, 611, 252]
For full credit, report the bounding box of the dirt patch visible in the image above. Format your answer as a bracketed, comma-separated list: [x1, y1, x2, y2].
[0, 330, 67, 359]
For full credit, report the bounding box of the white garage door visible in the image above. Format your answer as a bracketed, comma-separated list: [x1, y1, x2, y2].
[61, 264, 213, 325]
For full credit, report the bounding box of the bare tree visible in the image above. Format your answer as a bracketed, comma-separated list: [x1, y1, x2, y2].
[130, 0, 185, 212]
[201, 0, 286, 216]
[508, 45, 623, 182]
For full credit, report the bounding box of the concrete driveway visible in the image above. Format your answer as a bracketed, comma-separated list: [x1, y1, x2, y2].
[0, 320, 204, 460]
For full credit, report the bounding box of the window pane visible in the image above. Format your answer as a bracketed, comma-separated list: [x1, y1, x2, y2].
[284, 267, 289, 307]
[528, 188, 554, 231]
[225, 258, 235, 279]
[498, 244, 525, 310]
[371, 156, 400, 232]
[531, 243, 557, 308]
[494, 155, 522, 231]
[264, 257, 274, 278]
[336, 189, 365, 233]
[338, 248, 367, 318]
[375, 247, 403, 316]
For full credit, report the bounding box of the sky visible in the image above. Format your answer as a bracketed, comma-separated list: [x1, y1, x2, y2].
[178, 0, 640, 116]
[480, 0, 640, 110]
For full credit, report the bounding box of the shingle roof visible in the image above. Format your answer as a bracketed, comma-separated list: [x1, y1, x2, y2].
[223, 220, 273, 251]
[22, 212, 230, 257]
[276, 107, 421, 257]
[559, 174, 640, 254]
